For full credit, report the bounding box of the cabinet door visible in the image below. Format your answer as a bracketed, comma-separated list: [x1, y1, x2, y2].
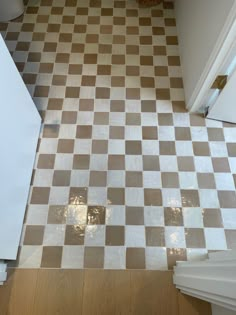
[0, 35, 41, 259]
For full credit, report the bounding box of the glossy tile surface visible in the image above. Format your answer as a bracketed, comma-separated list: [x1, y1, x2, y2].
[2, 0, 236, 270]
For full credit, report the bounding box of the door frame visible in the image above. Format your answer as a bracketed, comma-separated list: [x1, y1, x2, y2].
[187, 2, 236, 113]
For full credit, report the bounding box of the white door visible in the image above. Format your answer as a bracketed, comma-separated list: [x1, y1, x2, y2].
[207, 67, 236, 124]
[0, 35, 41, 260]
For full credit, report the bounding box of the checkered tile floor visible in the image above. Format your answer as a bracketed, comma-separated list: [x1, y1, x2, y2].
[1, 0, 236, 270]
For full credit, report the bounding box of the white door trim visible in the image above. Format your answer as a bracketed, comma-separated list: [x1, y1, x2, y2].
[188, 2, 236, 112]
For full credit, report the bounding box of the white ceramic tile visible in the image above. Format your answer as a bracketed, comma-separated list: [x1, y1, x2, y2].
[142, 140, 159, 155]
[179, 172, 198, 189]
[146, 247, 168, 270]
[88, 187, 107, 205]
[175, 141, 194, 156]
[125, 126, 142, 140]
[90, 154, 108, 171]
[221, 209, 236, 229]
[85, 225, 105, 246]
[18, 246, 42, 268]
[165, 226, 186, 248]
[43, 224, 65, 246]
[162, 189, 182, 207]
[109, 112, 126, 126]
[141, 113, 158, 126]
[49, 187, 70, 205]
[159, 156, 178, 171]
[143, 171, 161, 188]
[186, 248, 208, 261]
[26, 205, 48, 225]
[61, 246, 84, 269]
[107, 171, 125, 187]
[108, 140, 125, 154]
[125, 188, 144, 206]
[70, 170, 90, 187]
[229, 157, 236, 173]
[74, 139, 92, 154]
[173, 113, 190, 127]
[182, 208, 204, 228]
[209, 142, 228, 157]
[199, 189, 220, 208]
[106, 206, 125, 225]
[156, 100, 172, 113]
[125, 226, 145, 247]
[54, 154, 73, 170]
[77, 112, 94, 125]
[204, 228, 227, 250]
[194, 157, 213, 173]
[144, 207, 164, 226]
[214, 173, 235, 190]
[92, 125, 109, 140]
[59, 125, 76, 139]
[66, 205, 87, 225]
[104, 246, 126, 269]
[125, 155, 143, 171]
[158, 126, 175, 141]
[190, 127, 208, 141]
[224, 128, 236, 142]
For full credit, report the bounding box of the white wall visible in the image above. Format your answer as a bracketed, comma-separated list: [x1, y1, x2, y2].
[175, 0, 235, 110]
[212, 304, 236, 315]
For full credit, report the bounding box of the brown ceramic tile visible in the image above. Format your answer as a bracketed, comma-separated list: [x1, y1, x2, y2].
[76, 126, 92, 139]
[166, 36, 178, 45]
[57, 139, 74, 153]
[41, 246, 62, 268]
[151, 9, 163, 17]
[141, 102, 156, 114]
[47, 23, 60, 32]
[69, 187, 88, 205]
[99, 44, 112, 54]
[92, 140, 108, 154]
[155, 66, 168, 76]
[59, 33, 72, 42]
[22, 73, 37, 84]
[53, 170, 71, 186]
[107, 188, 125, 205]
[52, 75, 67, 86]
[125, 141, 142, 155]
[110, 100, 125, 112]
[84, 54, 97, 64]
[87, 206, 106, 225]
[202, 208, 223, 227]
[111, 76, 125, 87]
[68, 64, 82, 74]
[197, 173, 216, 189]
[143, 156, 160, 171]
[31, 187, 50, 204]
[113, 17, 125, 25]
[225, 230, 236, 249]
[97, 65, 111, 75]
[43, 124, 59, 138]
[37, 154, 55, 169]
[193, 142, 210, 156]
[227, 143, 236, 157]
[126, 88, 140, 100]
[167, 248, 187, 270]
[94, 112, 109, 125]
[146, 227, 165, 246]
[96, 87, 110, 99]
[140, 56, 153, 66]
[56, 53, 70, 63]
[218, 191, 236, 208]
[61, 111, 77, 124]
[164, 207, 183, 226]
[106, 226, 125, 246]
[153, 46, 166, 56]
[89, 171, 107, 187]
[168, 56, 180, 66]
[100, 25, 112, 34]
[109, 126, 125, 139]
[207, 128, 225, 141]
[159, 141, 176, 155]
[126, 66, 139, 76]
[34, 86, 49, 97]
[82, 75, 96, 86]
[152, 27, 165, 35]
[84, 247, 104, 268]
[126, 171, 143, 187]
[158, 113, 173, 126]
[65, 87, 80, 98]
[47, 98, 63, 110]
[190, 114, 206, 126]
[141, 77, 155, 88]
[172, 101, 187, 113]
[28, 52, 41, 62]
[126, 45, 139, 55]
[79, 99, 94, 111]
[185, 228, 206, 248]
[108, 155, 125, 170]
[170, 77, 183, 88]
[16, 41, 30, 51]
[139, 17, 151, 26]
[73, 154, 90, 170]
[47, 205, 67, 224]
[175, 127, 191, 140]
[142, 127, 158, 140]
[126, 248, 145, 269]
[126, 113, 141, 126]
[181, 190, 200, 207]
[156, 89, 170, 100]
[212, 158, 231, 173]
[39, 63, 53, 73]
[65, 225, 85, 245]
[144, 189, 162, 206]
[126, 207, 144, 225]
[162, 172, 179, 188]
[43, 42, 57, 52]
[23, 225, 44, 245]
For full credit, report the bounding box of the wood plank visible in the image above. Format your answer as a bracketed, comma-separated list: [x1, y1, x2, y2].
[33, 269, 84, 315]
[0, 269, 15, 315]
[82, 270, 131, 315]
[130, 270, 179, 315]
[5, 269, 38, 315]
[178, 292, 212, 315]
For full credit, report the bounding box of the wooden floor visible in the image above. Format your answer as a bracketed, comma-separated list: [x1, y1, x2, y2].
[0, 269, 211, 315]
